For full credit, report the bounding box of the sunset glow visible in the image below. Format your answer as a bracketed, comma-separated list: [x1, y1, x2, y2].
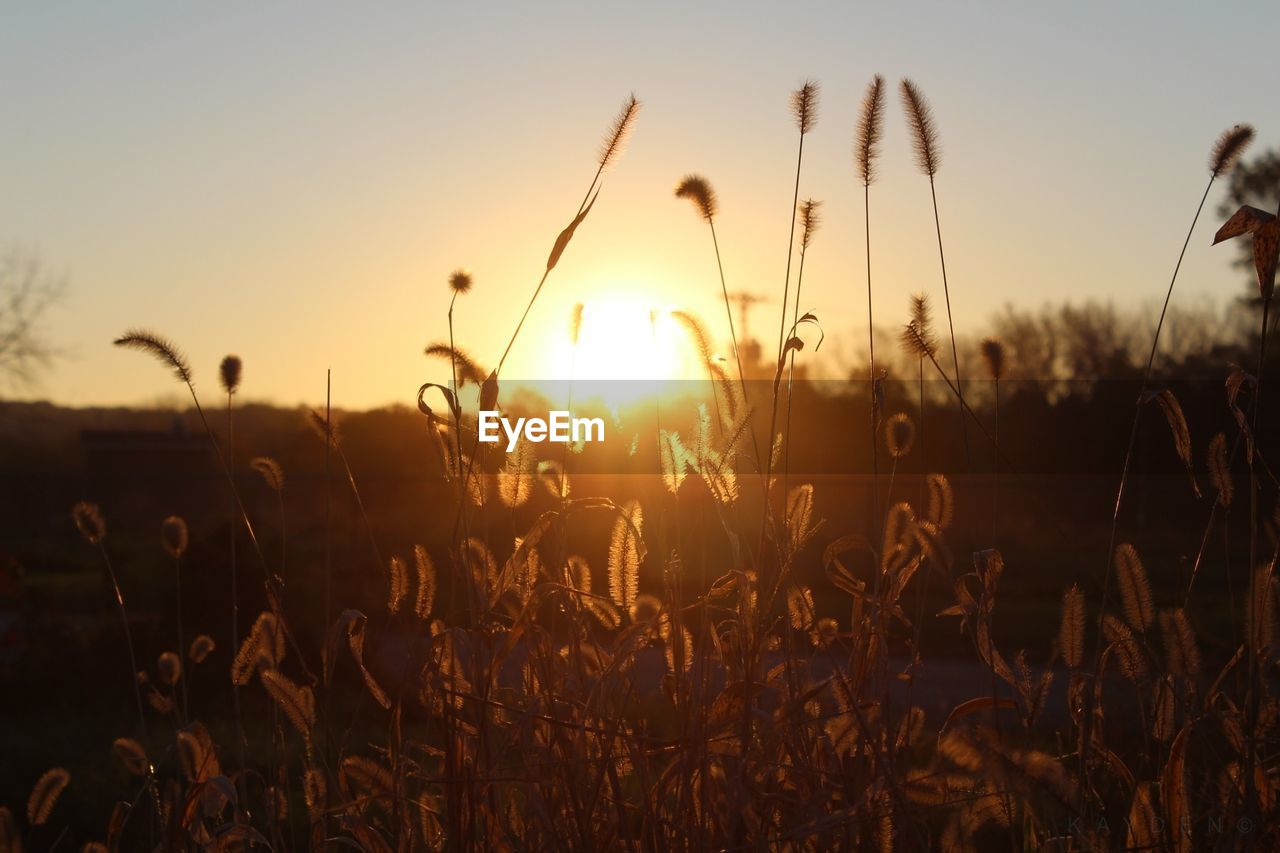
[2, 5, 1272, 408]
[5, 7, 1280, 849]
[529, 297, 704, 410]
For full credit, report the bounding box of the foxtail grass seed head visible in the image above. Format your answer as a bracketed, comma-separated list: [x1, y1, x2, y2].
[250, 456, 285, 492]
[158, 651, 182, 686]
[608, 500, 643, 612]
[1115, 543, 1154, 631]
[980, 337, 1006, 381]
[630, 593, 661, 624]
[448, 268, 473, 295]
[799, 199, 822, 250]
[27, 768, 70, 826]
[112, 738, 149, 776]
[388, 556, 408, 614]
[926, 473, 954, 529]
[260, 669, 315, 739]
[785, 484, 815, 550]
[899, 78, 941, 177]
[189, 635, 216, 664]
[72, 501, 105, 545]
[564, 554, 591, 594]
[114, 329, 192, 384]
[303, 768, 326, 821]
[901, 294, 939, 361]
[414, 545, 436, 620]
[1210, 124, 1254, 178]
[788, 585, 816, 631]
[176, 728, 219, 784]
[424, 343, 486, 385]
[1103, 614, 1147, 680]
[910, 292, 932, 331]
[675, 175, 718, 221]
[1161, 608, 1200, 680]
[856, 74, 886, 186]
[886, 412, 915, 458]
[791, 80, 819, 134]
[671, 310, 714, 366]
[599, 93, 640, 171]
[161, 515, 189, 558]
[569, 303, 585, 346]
[538, 458, 570, 499]
[309, 408, 340, 448]
[219, 355, 242, 394]
[901, 319, 937, 361]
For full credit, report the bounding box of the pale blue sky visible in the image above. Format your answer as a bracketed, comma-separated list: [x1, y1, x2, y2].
[1, 2, 1275, 407]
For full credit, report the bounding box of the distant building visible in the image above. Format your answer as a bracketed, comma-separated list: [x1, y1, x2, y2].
[81, 415, 212, 477]
[79, 416, 218, 524]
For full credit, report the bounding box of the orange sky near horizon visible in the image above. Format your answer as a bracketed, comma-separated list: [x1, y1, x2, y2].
[1, 3, 1275, 410]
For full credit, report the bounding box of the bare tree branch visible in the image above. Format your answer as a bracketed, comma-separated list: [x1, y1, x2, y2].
[0, 247, 66, 388]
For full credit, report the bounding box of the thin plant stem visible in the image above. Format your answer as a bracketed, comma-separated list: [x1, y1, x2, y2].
[928, 176, 969, 467]
[738, 124, 815, 790]
[1081, 174, 1216, 789]
[226, 387, 245, 766]
[174, 554, 187, 719]
[993, 377, 1000, 543]
[181, 385, 266, 571]
[865, 184, 880, 538]
[883, 455, 899, 522]
[1250, 297, 1270, 568]
[447, 291, 465, 494]
[758, 125, 809, 600]
[1244, 295, 1270, 839]
[498, 268, 551, 377]
[782, 239, 812, 489]
[707, 219, 759, 467]
[97, 544, 146, 738]
[335, 444, 384, 577]
[323, 369, 332, 630]
[556, 319, 579, 506]
[764, 132, 807, 500]
[323, 369, 333, 736]
[497, 171, 602, 376]
[444, 289, 477, 624]
[774, 135, 806, 371]
[276, 488, 286, 595]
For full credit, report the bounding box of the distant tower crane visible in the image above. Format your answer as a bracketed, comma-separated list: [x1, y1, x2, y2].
[725, 292, 770, 344]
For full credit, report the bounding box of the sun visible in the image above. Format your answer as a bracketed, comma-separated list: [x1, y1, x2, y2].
[544, 297, 699, 410]
[573, 299, 683, 381]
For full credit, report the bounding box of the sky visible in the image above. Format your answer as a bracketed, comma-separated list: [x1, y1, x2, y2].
[1, 2, 1276, 409]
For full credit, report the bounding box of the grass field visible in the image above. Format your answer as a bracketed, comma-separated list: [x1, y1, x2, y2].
[1, 82, 1278, 852]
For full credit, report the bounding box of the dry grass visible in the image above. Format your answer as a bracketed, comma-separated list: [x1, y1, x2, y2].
[4, 83, 1278, 853]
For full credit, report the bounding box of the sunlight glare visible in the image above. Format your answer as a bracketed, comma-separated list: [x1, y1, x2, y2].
[551, 298, 695, 410]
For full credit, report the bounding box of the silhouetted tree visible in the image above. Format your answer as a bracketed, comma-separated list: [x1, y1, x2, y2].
[0, 248, 64, 388]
